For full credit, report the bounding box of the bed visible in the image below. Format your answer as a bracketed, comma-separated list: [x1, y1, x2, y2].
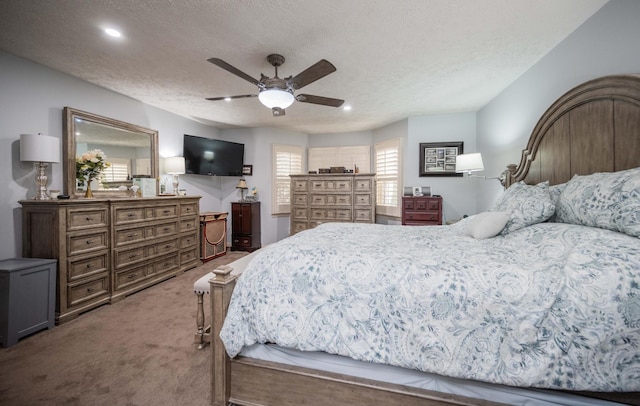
[209, 74, 640, 406]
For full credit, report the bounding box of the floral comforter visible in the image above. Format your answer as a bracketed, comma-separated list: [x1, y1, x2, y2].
[220, 222, 640, 391]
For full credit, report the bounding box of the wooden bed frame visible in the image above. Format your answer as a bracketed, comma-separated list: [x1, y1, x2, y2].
[210, 74, 640, 406]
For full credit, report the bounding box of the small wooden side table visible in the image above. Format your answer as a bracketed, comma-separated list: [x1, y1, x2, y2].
[200, 212, 228, 262]
[0, 258, 56, 347]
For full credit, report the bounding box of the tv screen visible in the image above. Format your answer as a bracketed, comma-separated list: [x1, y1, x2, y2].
[183, 134, 244, 176]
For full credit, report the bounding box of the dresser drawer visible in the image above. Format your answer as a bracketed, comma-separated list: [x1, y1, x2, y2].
[67, 274, 109, 307]
[291, 221, 308, 233]
[293, 194, 308, 205]
[292, 179, 308, 191]
[292, 207, 308, 220]
[232, 236, 253, 247]
[180, 202, 198, 217]
[354, 194, 371, 205]
[67, 230, 109, 256]
[150, 255, 180, 276]
[180, 217, 198, 233]
[404, 211, 440, 222]
[68, 252, 109, 281]
[311, 208, 351, 220]
[354, 178, 374, 191]
[403, 198, 440, 211]
[310, 179, 352, 192]
[114, 265, 147, 291]
[148, 239, 179, 257]
[354, 209, 373, 221]
[153, 222, 178, 238]
[180, 233, 198, 248]
[180, 247, 199, 265]
[310, 194, 352, 206]
[153, 205, 178, 219]
[114, 246, 146, 268]
[114, 207, 146, 224]
[67, 207, 108, 230]
[114, 225, 147, 246]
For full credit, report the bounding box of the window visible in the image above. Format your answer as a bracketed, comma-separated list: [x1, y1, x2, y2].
[103, 157, 130, 182]
[308, 145, 371, 173]
[374, 138, 402, 217]
[272, 144, 305, 215]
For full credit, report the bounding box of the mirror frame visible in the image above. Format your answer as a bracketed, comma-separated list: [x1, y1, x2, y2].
[63, 107, 159, 198]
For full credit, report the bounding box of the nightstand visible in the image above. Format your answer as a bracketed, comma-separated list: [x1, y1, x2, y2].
[401, 196, 443, 226]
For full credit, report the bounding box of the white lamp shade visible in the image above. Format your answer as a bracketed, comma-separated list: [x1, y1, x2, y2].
[258, 89, 295, 109]
[165, 156, 185, 174]
[20, 133, 60, 163]
[456, 153, 484, 173]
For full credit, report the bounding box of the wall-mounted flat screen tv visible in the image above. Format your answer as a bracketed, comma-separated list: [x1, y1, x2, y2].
[183, 134, 244, 176]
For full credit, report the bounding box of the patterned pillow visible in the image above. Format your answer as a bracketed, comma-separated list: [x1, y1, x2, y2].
[555, 167, 640, 237]
[491, 181, 555, 235]
[547, 182, 567, 222]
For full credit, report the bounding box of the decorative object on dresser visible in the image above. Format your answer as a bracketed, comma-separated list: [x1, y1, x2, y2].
[231, 202, 261, 252]
[419, 141, 463, 177]
[289, 173, 375, 234]
[164, 156, 185, 195]
[200, 212, 228, 262]
[19, 133, 61, 200]
[0, 258, 56, 347]
[401, 196, 443, 225]
[19, 196, 201, 324]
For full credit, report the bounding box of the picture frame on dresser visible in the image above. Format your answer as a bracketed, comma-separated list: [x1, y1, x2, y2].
[419, 141, 463, 177]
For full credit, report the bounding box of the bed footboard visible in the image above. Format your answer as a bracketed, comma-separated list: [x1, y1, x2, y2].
[209, 265, 239, 406]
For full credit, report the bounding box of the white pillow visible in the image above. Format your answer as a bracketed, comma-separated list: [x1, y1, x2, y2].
[464, 212, 511, 239]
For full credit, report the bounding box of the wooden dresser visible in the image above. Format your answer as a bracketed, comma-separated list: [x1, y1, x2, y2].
[20, 196, 201, 324]
[401, 196, 443, 226]
[290, 173, 376, 234]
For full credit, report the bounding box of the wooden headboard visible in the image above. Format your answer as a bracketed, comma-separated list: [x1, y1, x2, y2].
[502, 74, 640, 187]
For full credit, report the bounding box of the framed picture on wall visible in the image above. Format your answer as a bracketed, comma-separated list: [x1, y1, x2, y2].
[242, 165, 253, 176]
[419, 142, 464, 177]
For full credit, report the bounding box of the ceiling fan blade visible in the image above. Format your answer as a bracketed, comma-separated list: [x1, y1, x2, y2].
[205, 94, 256, 101]
[207, 58, 260, 86]
[288, 60, 336, 90]
[296, 94, 345, 107]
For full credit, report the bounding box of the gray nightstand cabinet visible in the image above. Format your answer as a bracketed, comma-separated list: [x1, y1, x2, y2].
[0, 258, 56, 347]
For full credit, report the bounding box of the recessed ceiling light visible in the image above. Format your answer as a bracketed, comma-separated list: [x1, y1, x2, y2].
[224, 97, 232, 102]
[104, 28, 122, 38]
[343, 105, 352, 111]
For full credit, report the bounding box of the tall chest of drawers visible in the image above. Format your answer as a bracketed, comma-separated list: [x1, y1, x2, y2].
[290, 173, 376, 234]
[20, 196, 200, 324]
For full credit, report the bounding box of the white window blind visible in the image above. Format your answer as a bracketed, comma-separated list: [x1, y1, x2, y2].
[272, 144, 304, 215]
[308, 145, 370, 173]
[374, 138, 402, 217]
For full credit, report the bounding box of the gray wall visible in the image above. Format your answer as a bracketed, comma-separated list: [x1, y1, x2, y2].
[476, 0, 640, 211]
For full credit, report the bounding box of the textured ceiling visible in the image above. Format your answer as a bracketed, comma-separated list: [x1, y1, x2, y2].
[0, 0, 607, 134]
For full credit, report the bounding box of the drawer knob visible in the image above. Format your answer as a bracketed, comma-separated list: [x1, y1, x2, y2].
[86, 239, 93, 245]
[128, 213, 135, 217]
[85, 217, 93, 221]
[129, 253, 139, 259]
[127, 233, 137, 238]
[87, 287, 94, 293]
[163, 210, 171, 214]
[128, 274, 137, 279]
[86, 263, 93, 269]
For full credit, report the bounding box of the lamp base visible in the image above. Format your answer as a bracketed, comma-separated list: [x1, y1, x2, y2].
[172, 174, 180, 195]
[33, 162, 51, 200]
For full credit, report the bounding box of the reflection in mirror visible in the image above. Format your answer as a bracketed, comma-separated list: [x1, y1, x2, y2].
[63, 107, 159, 198]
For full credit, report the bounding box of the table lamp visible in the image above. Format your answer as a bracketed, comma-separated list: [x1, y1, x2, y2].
[165, 156, 186, 195]
[236, 178, 248, 202]
[20, 133, 60, 200]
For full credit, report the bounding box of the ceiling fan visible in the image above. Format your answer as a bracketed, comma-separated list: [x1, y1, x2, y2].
[206, 54, 344, 117]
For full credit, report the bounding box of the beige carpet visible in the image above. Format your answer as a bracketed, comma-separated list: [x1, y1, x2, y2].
[0, 251, 248, 406]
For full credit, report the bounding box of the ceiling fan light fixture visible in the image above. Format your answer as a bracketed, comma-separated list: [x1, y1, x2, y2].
[258, 88, 295, 109]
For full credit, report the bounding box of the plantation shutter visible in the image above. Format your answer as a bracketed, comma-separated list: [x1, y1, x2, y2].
[272, 144, 304, 215]
[374, 138, 402, 217]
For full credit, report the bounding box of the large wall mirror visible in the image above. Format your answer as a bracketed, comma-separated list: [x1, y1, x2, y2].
[63, 107, 159, 198]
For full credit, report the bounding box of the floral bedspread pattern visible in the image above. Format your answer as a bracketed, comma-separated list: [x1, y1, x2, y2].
[220, 222, 640, 391]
